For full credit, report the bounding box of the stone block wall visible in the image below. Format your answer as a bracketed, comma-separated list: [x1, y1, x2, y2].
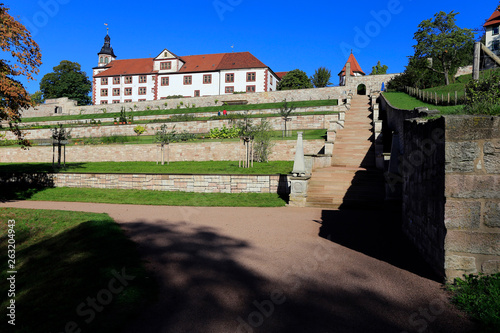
[400, 115, 500, 281]
[20, 87, 345, 118]
[3, 114, 338, 141]
[0, 140, 326, 163]
[33, 173, 290, 194]
[443, 116, 500, 280]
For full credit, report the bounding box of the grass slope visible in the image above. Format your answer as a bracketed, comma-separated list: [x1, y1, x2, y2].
[21, 187, 288, 207]
[382, 92, 464, 114]
[0, 208, 157, 333]
[0, 161, 294, 174]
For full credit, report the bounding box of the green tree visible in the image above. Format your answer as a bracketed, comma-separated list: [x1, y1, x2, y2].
[0, 4, 42, 145]
[310, 67, 332, 87]
[40, 60, 92, 105]
[413, 11, 474, 86]
[277, 69, 313, 90]
[279, 99, 296, 137]
[370, 61, 388, 75]
[30, 90, 44, 105]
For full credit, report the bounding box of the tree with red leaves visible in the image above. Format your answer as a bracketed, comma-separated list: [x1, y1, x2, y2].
[0, 3, 42, 146]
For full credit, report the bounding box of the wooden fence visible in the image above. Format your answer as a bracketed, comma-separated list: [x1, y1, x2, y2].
[405, 86, 466, 106]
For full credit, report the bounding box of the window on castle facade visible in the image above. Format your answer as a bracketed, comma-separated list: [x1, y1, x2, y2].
[124, 88, 132, 95]
[101, 89, 108, 96]
[101, 100, 108, 104]
[138, 87, 147, 95]
[493, 40, 500, 51]
[494, 25, 499, 35]
[225, 73, 234, 83]
[183, 75, 192, 85]
[101, 78, 108, 85]
[113, 77, 120, 84]
[203, 74, 212, 84]
[125, 76, 132, 84]
[139, 76, 147, 83]
[113, 88, 120, 96]
[160, 62, 172, 70]
[194, 90, 200, 97]
[246, 85, 256, 93]
[113, 100, 120, 104]
[161, 77, 169, 86]
[246, 72, 256, 82]
[225, 86, 234, 93]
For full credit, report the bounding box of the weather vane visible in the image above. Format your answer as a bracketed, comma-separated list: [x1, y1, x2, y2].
[104, 23, 109, 34]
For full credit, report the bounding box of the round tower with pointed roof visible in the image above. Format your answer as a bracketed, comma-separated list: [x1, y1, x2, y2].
[97, 32, 116, 67]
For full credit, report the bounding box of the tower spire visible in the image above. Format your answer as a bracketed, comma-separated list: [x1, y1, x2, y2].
[97, 26, 116, 67]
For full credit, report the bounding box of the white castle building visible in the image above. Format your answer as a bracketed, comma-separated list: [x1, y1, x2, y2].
[92, 34, 280, 105]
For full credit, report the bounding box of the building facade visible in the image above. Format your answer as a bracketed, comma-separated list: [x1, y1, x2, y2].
[484, 7, 500, 56]
[338, 52, 366, 86]
[92, 35, 280, 105]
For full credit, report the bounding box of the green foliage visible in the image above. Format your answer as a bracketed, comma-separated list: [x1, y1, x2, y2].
[413, 11, 474, 86]
[133, 125, 146, 136]
[165, 95, 183, 99]
[209, 124, 241, 139]
[370, 61, 388, 75]
[310, 67, 332, 88]
[277, 69, 313, 90]
[100, 135, 138, 144]
[252, 121, 274, 162]
[30, 90, 44, 105]
[463, 69, 500, 115]
[39, 60, 92, 105]
[154, 124, 176, 144]
[448, 273, 500, 331]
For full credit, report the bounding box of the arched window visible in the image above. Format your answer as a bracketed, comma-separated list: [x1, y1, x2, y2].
[357, 84, 366, 95]
[100, 56, 103, 63]
[105, 57, 109, 64]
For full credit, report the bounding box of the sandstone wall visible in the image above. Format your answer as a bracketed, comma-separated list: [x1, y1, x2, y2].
[0, 140, 326, 163]
[3, 114, 338, 141]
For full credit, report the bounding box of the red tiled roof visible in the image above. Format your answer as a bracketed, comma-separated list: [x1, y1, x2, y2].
[95, 52, 269, 77]
[275, 72, 288, 79]
[484, 7, 500, 27]
[338, 53, 365, 76]
[94, 58, 156, 77]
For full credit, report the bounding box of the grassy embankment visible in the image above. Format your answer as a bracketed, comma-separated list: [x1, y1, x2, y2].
[0, 208, 157, 333]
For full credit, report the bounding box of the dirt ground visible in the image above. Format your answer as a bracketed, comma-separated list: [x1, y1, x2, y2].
[0, 200, 477, 333]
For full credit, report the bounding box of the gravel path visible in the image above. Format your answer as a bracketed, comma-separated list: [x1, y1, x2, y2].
[0, 200, 476, 333]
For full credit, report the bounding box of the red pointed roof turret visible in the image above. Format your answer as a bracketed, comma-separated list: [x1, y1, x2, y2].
[338, 52, 365, 76]
[484, 7, 500, 28]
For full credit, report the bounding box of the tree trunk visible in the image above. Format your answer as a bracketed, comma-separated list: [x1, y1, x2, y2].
[57, 144, 62, 167]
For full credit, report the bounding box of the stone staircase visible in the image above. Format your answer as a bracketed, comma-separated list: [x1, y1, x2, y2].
[306, 95, 385, 209]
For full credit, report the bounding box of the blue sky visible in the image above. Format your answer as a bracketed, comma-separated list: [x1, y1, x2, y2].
[6, 0, 496, 95]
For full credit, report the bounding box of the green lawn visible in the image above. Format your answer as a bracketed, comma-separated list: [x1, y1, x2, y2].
[0, 208, 157, 333]
[382, 92, 464, 114]
[16, 187, 288, 207]
[20, 99, 338, 123]
[0, 161, 294, 174]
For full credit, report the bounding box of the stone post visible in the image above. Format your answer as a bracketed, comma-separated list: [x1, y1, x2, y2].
[292, 132, 306, 177]
[289, 132, 310, 207]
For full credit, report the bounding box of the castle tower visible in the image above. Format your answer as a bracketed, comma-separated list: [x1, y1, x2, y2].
[97, 31, 116, 67]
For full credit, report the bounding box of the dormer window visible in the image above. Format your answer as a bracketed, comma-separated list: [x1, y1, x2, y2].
[160, 62, 171, 70]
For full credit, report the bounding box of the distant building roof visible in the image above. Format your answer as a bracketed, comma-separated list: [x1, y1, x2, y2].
[275, 71, 288, 79]
[338, 52, 365, 76]
[484, 7, 500, 27]
[95, 52, 269, 77]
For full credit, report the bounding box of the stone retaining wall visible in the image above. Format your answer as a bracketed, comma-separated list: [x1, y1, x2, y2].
[400, 115, 500, 281]
[39, 173, 290, 194]
[21, 87, 345, 118]
[4, 114, 338, 141]
[0, 140, 326, 163]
